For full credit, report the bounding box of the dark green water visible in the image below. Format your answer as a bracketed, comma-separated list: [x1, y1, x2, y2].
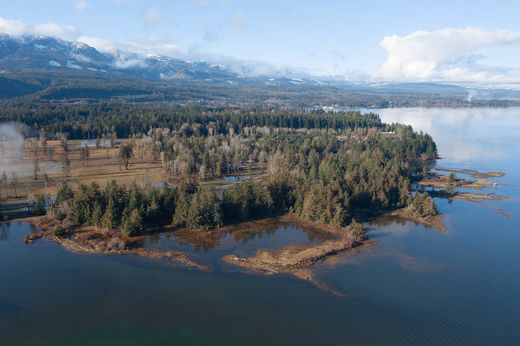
[1, 108, 520, 345]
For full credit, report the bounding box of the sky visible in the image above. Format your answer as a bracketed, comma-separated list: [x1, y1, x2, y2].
[1, 0, 520, 85]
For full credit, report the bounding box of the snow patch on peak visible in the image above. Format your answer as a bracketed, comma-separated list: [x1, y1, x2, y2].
[73, 41, 89, 49]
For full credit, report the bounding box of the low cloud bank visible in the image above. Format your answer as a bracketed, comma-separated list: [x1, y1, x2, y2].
[0, 17, 79, 41]
[376, 27, 520, 84]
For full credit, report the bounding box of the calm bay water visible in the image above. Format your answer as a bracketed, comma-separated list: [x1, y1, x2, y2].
[1, 108, 520, 345]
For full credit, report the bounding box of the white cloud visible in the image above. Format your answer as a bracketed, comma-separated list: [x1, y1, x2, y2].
[113, 54, 147, 69]
[33, 23, 80, 41]
[77, 34, 183, 57]
[74, 0, 89, 11]
[377, 27, 520, 84]
[77, 36, 117, 52]
[0, 17, 80, 41]
[0, 18, 28, 36]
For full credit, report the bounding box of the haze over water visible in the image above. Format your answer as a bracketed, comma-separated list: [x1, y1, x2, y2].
[1, 108, 520, 345]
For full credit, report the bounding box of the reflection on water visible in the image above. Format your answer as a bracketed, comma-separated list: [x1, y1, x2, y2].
[139, 221, 331, 270]
[375, 107, 520, 162]
[0, 222, 9, 241]
[1, 108, 520, 345]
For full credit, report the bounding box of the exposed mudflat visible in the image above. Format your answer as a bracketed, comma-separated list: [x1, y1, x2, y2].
[26, 217, 208, 270]
[455, 192, 508, 201]
[419, 176, 493, 190]
[222, 223, 365, 291]
[436, 167, 505, 179]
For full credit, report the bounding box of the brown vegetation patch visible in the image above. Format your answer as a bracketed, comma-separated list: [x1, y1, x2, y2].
[222, 223, 365, 295]
[455, 192, 507, 201]
[436, 167, 505, 179]
[26, 217, 207, 270]
[223, 225, 360, 276]
[419, 176, 491, 190]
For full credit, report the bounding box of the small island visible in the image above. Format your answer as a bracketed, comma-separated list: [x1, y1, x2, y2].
[419, 169, 507, 203]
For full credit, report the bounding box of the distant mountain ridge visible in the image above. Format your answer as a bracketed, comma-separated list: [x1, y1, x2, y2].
[0, 33, 239, 82]
[1, 33, 520, 105]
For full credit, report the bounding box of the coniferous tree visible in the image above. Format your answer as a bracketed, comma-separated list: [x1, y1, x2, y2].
[187, 190, 222, 230]
[91, 203, 103, 227]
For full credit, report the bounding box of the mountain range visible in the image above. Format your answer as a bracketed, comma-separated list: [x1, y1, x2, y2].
[1, 33, 520, 106]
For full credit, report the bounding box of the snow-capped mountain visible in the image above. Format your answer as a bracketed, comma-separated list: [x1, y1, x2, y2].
[0, 33, 346, 87]
[0, 33, 239, 81]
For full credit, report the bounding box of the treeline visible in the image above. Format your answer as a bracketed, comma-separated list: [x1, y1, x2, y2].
[51, 181, 177, 236]
[51, 180, 279, 235]
[0, 103, 383, 139]
[135, 122, 436, 182]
